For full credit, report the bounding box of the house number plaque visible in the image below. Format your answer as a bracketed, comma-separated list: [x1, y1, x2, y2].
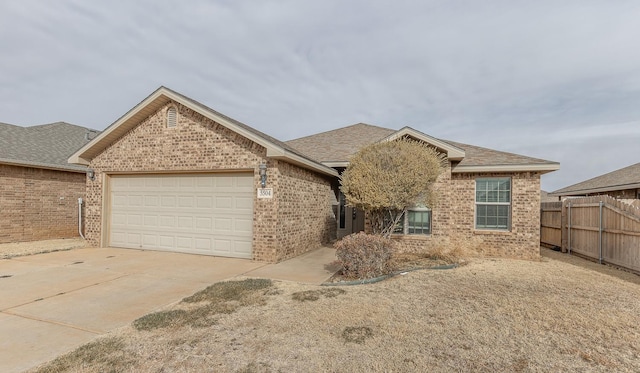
[257, 188, 273, 199]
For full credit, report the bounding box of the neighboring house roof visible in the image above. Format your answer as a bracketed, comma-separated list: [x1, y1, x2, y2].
[541, 190, 558, 203]
[551, 162, 640, 196]
[68, 86, 338, 178]
[0, 121, 97, 172]
[285, 123, 559, 174]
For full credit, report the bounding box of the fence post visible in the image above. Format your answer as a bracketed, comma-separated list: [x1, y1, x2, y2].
[599, 201, 604, 264]
[568, 200, 572, 255]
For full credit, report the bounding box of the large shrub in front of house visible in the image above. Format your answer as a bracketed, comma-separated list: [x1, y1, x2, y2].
[335, 232, 394, 279]
[339, 138, 446, 238]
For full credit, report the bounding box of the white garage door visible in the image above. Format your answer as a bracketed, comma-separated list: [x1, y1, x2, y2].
[109, 173, 254, 258]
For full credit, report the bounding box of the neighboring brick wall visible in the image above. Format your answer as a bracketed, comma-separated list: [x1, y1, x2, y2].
[86, 102, 335, 262]
[0, 164, 85, 243]
[383, 166, 542, 259]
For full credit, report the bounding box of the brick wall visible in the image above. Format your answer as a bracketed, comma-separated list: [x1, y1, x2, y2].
[385, 166, 542, 259]
[272, 160, 336, 262]
[86, 102, 335, 262]
[0, 164, 85, 243]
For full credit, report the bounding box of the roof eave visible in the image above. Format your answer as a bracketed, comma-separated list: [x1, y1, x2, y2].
[550, 182, 640, 196]
[452, 163, 560, 174]
[0, 159, 87, 173]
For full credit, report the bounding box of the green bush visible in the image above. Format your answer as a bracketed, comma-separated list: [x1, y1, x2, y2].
[334, 232, 394, 279]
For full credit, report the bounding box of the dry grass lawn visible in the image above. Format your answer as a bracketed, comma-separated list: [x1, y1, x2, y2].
[32, 251, 640, 373]
[0, 238, 86, 259]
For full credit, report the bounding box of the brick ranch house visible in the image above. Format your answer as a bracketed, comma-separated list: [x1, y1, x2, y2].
[0, 122, 97, 243]
[69, 87, 559, 262]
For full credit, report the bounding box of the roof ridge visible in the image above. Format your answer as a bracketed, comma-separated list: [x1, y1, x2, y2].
[286, 122, 394, 142]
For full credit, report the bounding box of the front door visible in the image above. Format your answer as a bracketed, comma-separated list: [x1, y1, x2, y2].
[337, 193, 365, 239]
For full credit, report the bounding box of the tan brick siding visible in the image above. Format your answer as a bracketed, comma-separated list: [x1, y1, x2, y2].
[383, 166, 542, 259]
[86, 102, 335, 262]
[0, 164, 85, 243]
[271, 161, 336, 262]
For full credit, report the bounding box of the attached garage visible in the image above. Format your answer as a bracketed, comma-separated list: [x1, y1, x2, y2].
[68, 86, 338, 262]
[108, 173, 254, 258]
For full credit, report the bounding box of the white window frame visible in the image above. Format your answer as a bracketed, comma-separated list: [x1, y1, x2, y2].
[393, 207, 432, 235]
[475, 177, 511, 231]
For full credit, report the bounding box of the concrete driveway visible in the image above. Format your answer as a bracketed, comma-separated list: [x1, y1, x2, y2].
[0, 246, 337, 373]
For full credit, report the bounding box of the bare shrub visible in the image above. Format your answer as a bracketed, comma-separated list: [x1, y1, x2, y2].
[421, 235, 482, 262]
[340, 138, 446, 237]
[334, 232, 394, 279]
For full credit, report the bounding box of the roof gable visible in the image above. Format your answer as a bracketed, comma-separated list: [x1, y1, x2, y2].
[381, 126, 465, 161]
[286, 124, 559, 174]
[551, 162, 640, 196]
[0, 121, 96, 172]
[68, 87, 337, 177]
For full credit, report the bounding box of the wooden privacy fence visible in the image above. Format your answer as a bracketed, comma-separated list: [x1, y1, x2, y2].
[541, 196, 640, 274]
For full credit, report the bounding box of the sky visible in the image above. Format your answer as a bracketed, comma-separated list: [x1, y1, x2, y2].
[1, 0, 639, 192]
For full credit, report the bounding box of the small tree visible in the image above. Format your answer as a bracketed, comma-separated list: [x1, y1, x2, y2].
[340, 138, 446, 238]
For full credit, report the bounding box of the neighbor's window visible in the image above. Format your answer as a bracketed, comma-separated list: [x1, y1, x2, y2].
[475, 177, 511, 230]
[390, 208, 432, 235]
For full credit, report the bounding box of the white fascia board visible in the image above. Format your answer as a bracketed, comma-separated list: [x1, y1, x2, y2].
[383, 127, 466, 160]
[267, 148, 339, 177]
[452, 163, 561, 174]
[322, 161, 349, 168]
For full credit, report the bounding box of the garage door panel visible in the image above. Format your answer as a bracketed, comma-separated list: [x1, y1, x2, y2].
[127, 214, 143, 226]
[235, 197, 253, 210]
[159, 215, 176, 228]
[235, 219, 253, 233]
[144, 195, 159, 207]
[161, 196, 176, 207]
[109, 174, 253, 258]
[215, 196, 233, 209]
[196, 196, 213, 209]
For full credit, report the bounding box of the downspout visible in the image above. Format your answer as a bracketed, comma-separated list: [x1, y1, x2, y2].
[78, 197, 86, 239]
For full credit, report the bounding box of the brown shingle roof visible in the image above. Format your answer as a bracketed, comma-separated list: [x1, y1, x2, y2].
[285, 123, 395, 163]
[443, 140, 557, 168]
[551, 162, 640, 196]
[285, 123, 559, 172]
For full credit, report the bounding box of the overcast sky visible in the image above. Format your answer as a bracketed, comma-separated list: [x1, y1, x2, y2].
[1, 1, 639, 191]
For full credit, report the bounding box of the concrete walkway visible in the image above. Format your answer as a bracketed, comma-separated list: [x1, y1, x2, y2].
[0, 246, 337, 373]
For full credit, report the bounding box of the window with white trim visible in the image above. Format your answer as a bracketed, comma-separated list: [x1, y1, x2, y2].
[475, 178, 511, 230]
[391, 208, 432, 235]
